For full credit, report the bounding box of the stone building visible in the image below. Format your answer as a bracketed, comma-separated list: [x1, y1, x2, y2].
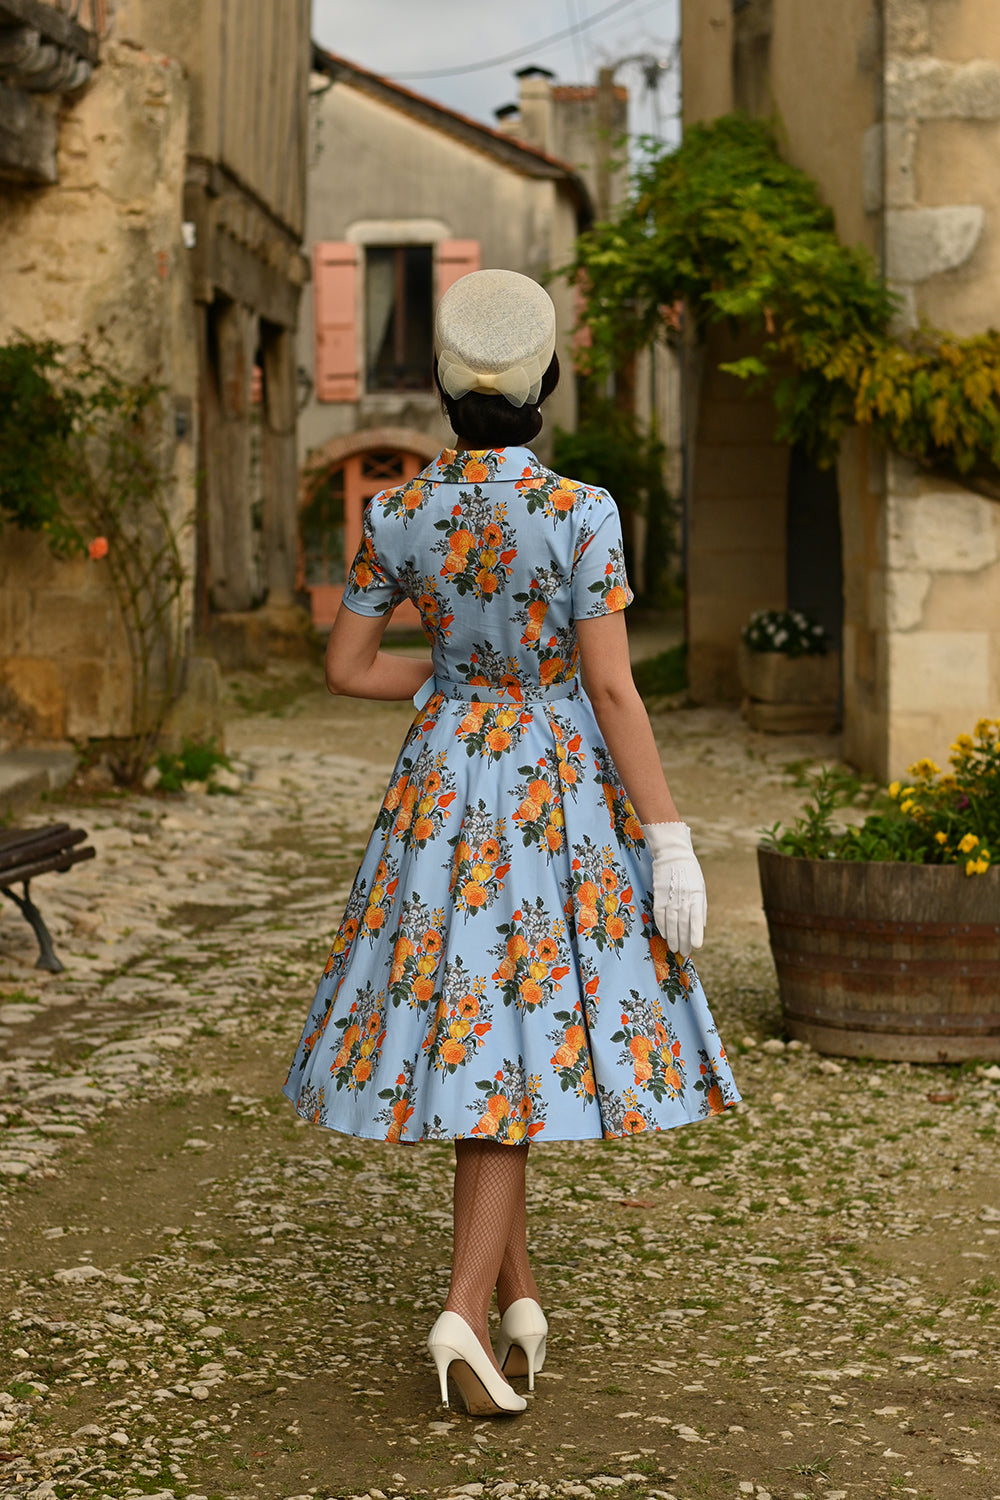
[0, 0, 310, 743]
[298, 49, 593, 628]
[681, 0, 1000, 777]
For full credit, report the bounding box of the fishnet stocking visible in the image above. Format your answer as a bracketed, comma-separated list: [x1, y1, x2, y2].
[496, 1179, 540, 1315]
[444, 1140, 532, 1369]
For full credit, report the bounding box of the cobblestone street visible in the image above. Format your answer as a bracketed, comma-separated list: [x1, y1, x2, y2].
[1, 675, 998, 1500]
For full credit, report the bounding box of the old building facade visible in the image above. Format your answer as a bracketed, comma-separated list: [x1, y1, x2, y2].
[681, 0, 1000, 776]
[298, 50, 593, 628]
[0, 0, 310, 743]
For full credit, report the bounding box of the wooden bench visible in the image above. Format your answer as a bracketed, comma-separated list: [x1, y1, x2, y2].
[0, 824, 96, 974]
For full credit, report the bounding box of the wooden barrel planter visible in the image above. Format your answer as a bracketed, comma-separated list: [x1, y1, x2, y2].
[757, 848, 1000, 1062]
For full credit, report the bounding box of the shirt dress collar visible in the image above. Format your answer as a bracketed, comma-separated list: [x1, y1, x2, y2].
[419, 446, 549, 486]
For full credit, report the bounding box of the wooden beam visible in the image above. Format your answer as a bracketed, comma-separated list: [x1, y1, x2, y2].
[0, 0, 98, 63]
[0, 80, 56, 183]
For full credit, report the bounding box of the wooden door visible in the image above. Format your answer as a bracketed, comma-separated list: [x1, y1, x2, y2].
[304, 448, 423, 630]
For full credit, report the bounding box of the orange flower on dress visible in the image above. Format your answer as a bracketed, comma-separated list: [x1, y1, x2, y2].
[486, 728, 511, 754]
[411, 975, 435, 1005]
[457, 993, 480, 1019]
[621, 1110, 646, 1134]
[462, 880, 488, 907]
[463, 458, 489, 482]
[605, 585, 628, 611]
[577, 880, 599, 907]
[441, 1038, 466, 1066]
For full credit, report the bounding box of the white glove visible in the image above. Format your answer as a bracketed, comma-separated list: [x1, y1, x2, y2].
[643, 821, 707, 953]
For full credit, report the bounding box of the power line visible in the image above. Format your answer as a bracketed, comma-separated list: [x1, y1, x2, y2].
[566, 0, 587, 79]
[390, 0, 648, 79]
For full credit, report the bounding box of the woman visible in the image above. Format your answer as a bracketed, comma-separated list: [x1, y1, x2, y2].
[283, 270, 739, 1417]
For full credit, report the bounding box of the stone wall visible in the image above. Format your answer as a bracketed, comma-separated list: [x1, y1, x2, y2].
[0, 40, 197, 742]
[864, 0, 1000, 774]
[681, 0, 1000, 774]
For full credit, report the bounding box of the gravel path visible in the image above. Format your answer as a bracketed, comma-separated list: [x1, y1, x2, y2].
[0, 682, 998, 1500]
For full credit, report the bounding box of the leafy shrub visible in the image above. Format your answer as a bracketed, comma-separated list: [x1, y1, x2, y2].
[155, 738, 232, 794]
[763, 718, 1000, 872]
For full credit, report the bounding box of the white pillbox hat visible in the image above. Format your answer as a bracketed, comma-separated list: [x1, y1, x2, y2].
[435, 268, 557, 409]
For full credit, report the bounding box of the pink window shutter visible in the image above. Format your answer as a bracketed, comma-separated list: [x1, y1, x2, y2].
[436, 240, 481, 299]
[314, 242, 359, 402]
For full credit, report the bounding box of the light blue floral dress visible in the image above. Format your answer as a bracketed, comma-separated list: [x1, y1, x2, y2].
[283, 446, 740, 1143]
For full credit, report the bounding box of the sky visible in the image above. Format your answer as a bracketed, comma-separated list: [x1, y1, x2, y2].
[310, 0, 681, 149]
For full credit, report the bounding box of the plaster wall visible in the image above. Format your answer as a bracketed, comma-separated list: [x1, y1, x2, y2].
[299, 81, 580, 469]
[0, 42, 197, 742]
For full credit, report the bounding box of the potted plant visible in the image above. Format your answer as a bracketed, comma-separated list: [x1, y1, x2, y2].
[757, 719, 1000, 1063]
[739, 609, 840, 733]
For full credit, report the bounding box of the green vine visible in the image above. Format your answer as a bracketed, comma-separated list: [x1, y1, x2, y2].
[0, 337, 188, 783]
[570, 116, 1000, 494]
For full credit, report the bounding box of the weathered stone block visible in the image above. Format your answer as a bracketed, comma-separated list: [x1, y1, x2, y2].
[63, 659, 132, 741]
[0, 657, 65, 739]
[738, 643, 841, 705]
[886, 0, 931, 56]
[159, 655, 224, 752]
[26, 596, 115, 660]
[922, 558, 1000, 633]
[886, 57, 1000, 121]
[886, 205, 984, 281]
[862, 122, 917, 212]
[885, 569, 931, 631]
[888, 629, 990, 711]
[887, 490, 999, 572]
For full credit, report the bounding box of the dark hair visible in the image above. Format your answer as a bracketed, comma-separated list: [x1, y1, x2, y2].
[435, 354, 560, 447]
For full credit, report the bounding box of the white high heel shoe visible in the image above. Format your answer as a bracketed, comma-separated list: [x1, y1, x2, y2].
[427, 1310, 527, 1416]
[495, 1298, 548, 1391]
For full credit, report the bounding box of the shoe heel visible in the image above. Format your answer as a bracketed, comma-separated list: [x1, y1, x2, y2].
[429, 1343, 452, 1409]
[519, 1331, 546, 1392]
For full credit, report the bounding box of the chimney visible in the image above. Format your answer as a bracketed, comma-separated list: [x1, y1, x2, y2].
[493, 102, 524, 139]
[516, 65, 556, 155]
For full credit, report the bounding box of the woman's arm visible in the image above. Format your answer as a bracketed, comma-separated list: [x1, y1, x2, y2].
[578, 612, 706, 949]
[576, 611, 680, 823]
[325, 603, 433, 701]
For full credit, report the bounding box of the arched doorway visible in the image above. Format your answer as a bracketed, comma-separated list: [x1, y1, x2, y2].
[300, 428, 440, 629]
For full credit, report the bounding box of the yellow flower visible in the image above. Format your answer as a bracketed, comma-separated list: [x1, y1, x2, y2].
[967, 856, 991, 876]
[958, 832, 980, 854]
[888, 781, 901, 799]
[934, 831, 947, 845]
[974, 718, 995, 740]
[900, 799, 915, 814]
[907, 758, 940, 780]
[950, 733, 974, 759]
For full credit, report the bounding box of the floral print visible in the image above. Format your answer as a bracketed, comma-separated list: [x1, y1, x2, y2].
[447, 801, 511, 915]
[433, 490, 517, 603]
[283, 446, 739, 1143]
[491, 897, 571, 1014]
[469, 1057, 547, 1141]
[376, 746, 457, 850]
[563, 835, 636, 954]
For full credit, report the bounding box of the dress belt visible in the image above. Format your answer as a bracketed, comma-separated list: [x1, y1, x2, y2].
[413, 674, 581, 711]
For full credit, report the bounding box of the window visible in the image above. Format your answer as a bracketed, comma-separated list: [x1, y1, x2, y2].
[364, 245, 434, 392]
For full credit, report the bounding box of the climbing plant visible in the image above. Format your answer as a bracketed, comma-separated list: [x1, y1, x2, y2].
[0, 336, 188, 783]
[569, 115, 1000, 497]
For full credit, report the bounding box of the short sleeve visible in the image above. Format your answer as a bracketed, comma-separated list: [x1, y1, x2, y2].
[342, 503, 405, 617]
[570, 489, 635, 619]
